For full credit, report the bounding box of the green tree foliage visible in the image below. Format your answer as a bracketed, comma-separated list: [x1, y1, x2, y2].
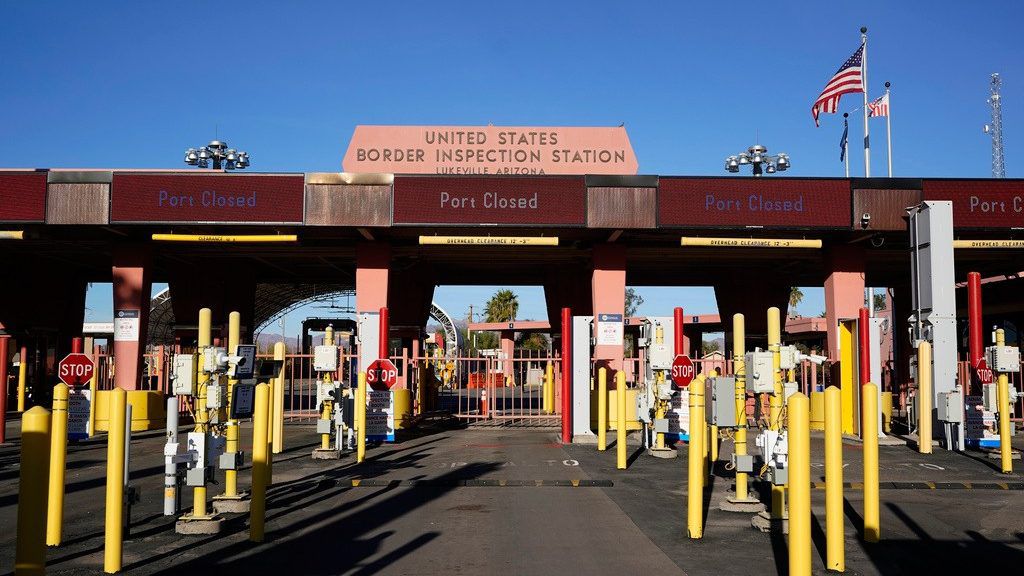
[701, 340, 720, 355]
[789, 286, 804, 314]
[625, 287, 644, 317]
[517, 332, 550, 351]
[484, 289, 519, 323]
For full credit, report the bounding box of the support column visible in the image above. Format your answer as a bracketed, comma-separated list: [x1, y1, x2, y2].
[356, 242, 390, 313]
[112, 245, 152, 391]
[824, 245, 866, 361]
[500, 330, 515, 383]
[714, 282, 790, 348]
[592, 244, 626, 373]
[543, 265, 592, 335]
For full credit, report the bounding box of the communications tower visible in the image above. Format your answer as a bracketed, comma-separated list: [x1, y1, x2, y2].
[984, 73, 1005, 178]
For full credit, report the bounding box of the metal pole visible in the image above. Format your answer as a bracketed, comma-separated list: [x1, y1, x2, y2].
[560, 307, 572, 444]
[824, 386, 845, 571]
[249, 383, 270, 542]
[17, 345, 27, 412]
[15, 406, 51, 576]
[733, 313, 750, 502]
[598, 367, 608, 451]
[272, 341, 286, 454]
[123, 403, 132, 537]
[674, 307, 684, 356]
[104, 387, 127, 573]
[193, 308, 211, 518]
[918, 342, 933, 454]
[767, 306, 785, 519]
[378, 307, 389, 360]
[788, 392, 811, 576]
[861, 27, 871, 177]
[164, 396, 178, 516]
[687, 373, 707, 539]
[616, 371, 627, 469]
[862, 382, 880, 543]
[357, 371, 367, 463]
[0, 335, 9, 443]
[224, 311, 240, 496]
[968, 272, 983, 394]
[996, 329, 1013, 473]
[885, 82, 893, 177]
[46, 383, 69, 546]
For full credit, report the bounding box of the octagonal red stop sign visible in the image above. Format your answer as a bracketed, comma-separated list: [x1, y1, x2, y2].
[671, 354, 695, 388]
[367, 358, 399, 391]
[58, 353, 95, 386]
[976, 359, 994, 385]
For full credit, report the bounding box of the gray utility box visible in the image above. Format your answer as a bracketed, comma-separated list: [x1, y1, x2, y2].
[937, 391, 963, 423]
[744, 351, 775, 393]
[706, 376, 738, 428]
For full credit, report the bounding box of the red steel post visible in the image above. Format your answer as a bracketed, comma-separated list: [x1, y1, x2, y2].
[967, 272, 983, 393]
[71, 337, 83, 354]
[561, 307, 572, 444]
[674, 307, 685, 356]
[858, 307, 871, 386]
[378, 307, 389, 360]
[0, 335, 8, 443]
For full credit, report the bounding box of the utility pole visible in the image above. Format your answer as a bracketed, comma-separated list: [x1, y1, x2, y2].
[984, 73, 1006, 178]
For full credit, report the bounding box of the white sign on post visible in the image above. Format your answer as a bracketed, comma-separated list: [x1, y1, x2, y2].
[67, 387, 91, 440]
[666, 389, 691, 439]
[366, 390, 395, 442]
[596, 313, 624, 346]
[114, 309, 140, 342]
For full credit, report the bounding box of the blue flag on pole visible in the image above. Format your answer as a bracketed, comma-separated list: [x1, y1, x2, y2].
[839, 118, 849, 162]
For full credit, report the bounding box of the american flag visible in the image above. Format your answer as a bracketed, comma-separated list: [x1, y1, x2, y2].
[868, 93, 889, 118]
[811, 44, 865, 127]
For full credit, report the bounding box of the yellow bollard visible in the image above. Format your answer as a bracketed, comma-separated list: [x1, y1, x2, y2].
[193, 308, 211, 518]
[224, 311, 240, 498]
[917, 342, 932, 455]
[862, 382, 880, 543]
[15, 406, 51, 576]
[598, 367, 608, 451]
[824, 386, 845, 572]
[996, 329, 1013, 474]
[687, 373, 706, 539]
[272, 342, 285, 455]
[544, 361, 553, 414]
[357, 371, 367, 463]
[881, 392, 892, 434]
[249, 383, 270, 542]
[616, 371, 627, 470]
[89, 347, 98, 439]
[46, 383, 69, 546]
[104, 387, 127, 573]
[768, 306, 785, 519]
[788, 392, 811, 576]
[733, 313, 751, 502]
[709, 424, 718, 463]
[17, 347, 27, 412]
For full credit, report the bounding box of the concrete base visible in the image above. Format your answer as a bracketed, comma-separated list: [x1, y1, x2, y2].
[985, 449, 1022, 461]
[175, 513, 224, 535]
[845, 434, 907, 446]
[720, 497, 765, 513]
[751, 510, 788, 534]
[212, 494, 251, 514]
[312, 448, 343, 460]
[647, 447, 678, 459]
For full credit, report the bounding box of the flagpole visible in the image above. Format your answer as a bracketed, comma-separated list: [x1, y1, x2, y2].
[861, 26, 871, 177]
[843, 113, 850, 178]
[885, 81, 893, 177]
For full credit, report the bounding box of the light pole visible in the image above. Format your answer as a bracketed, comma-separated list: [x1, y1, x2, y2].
[724, 144, 791, 176]
[184, 140, 250, 170]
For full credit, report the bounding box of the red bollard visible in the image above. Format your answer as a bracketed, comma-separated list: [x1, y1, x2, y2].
[858, 307, 871, 387]
[480, 388, 489, 419]
[561, 308, 572, 444]
[967, 272, 983, 394]
[379, 307, 389, 360]
[674, 307, 685, 356]
[0, 335, 8, 443]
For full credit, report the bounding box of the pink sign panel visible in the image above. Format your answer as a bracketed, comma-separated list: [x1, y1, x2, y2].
[0, 172, 47, 222]
[343, 125, 638, 175]
[393, 176, 586, 226]
[111, 174, 304, 223]
[659, 178, 851, 228]
[923, 179, 1024, 228]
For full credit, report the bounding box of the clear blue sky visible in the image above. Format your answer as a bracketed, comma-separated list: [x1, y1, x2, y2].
[4, 2, 1020, 330]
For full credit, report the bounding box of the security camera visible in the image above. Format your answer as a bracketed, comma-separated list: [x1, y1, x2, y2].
[861, 212, 871, 228]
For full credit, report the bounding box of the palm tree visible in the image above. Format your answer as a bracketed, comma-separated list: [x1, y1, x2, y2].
[484, 289, 519, 323]
[789, 286, 804, 316]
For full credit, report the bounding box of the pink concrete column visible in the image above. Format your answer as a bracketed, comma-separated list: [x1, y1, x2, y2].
[112, 245, 152, 391]
[356, 242, 390, 313]
[592, 244, 626, 373]
[824, 244, 865, 361]
[500, 330, 515, 384]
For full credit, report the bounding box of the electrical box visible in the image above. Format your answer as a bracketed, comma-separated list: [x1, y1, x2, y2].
[784, 382, 799, 403]
[206, 382, 228, 410]
[986, 346, 1021, 373]
[219, 451, 243, 470]
[745, 351, 775, 393]
[203, 347, 228, 374]
[705, 376, 738, 427]
[314, 345, 339, 372]
[229, 344, 256, 379]
[983, 384, 1000, 412]
[778, 345, 797, 370]
[937, 391, 963, 423]
[230, 383, 256, 419]
[172, 354, 199, 396]
[733, 453, 754, 473]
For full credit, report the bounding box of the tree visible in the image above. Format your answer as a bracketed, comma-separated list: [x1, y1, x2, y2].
[517, 332, 550, 351]
[484, 289, 519, 323]
[701, 340, 720, 355]
[872, 292, 886, 311]
[789, 286, 804, 315]
[625, 287, 644, 317]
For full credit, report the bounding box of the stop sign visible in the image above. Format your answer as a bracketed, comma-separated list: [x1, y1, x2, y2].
[366, 358, 399, 390]
[671, 354, 695, 387]
[58, 353, 95, 386]
[976, 359, 994, 385]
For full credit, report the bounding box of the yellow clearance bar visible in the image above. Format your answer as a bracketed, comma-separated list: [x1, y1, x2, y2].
[419, 236, 559, 246]
[681, 237, 822, 249]
[152, 234, 298, 243]
[954, 239, 1024, 249]
[0, 231, 25, 240]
